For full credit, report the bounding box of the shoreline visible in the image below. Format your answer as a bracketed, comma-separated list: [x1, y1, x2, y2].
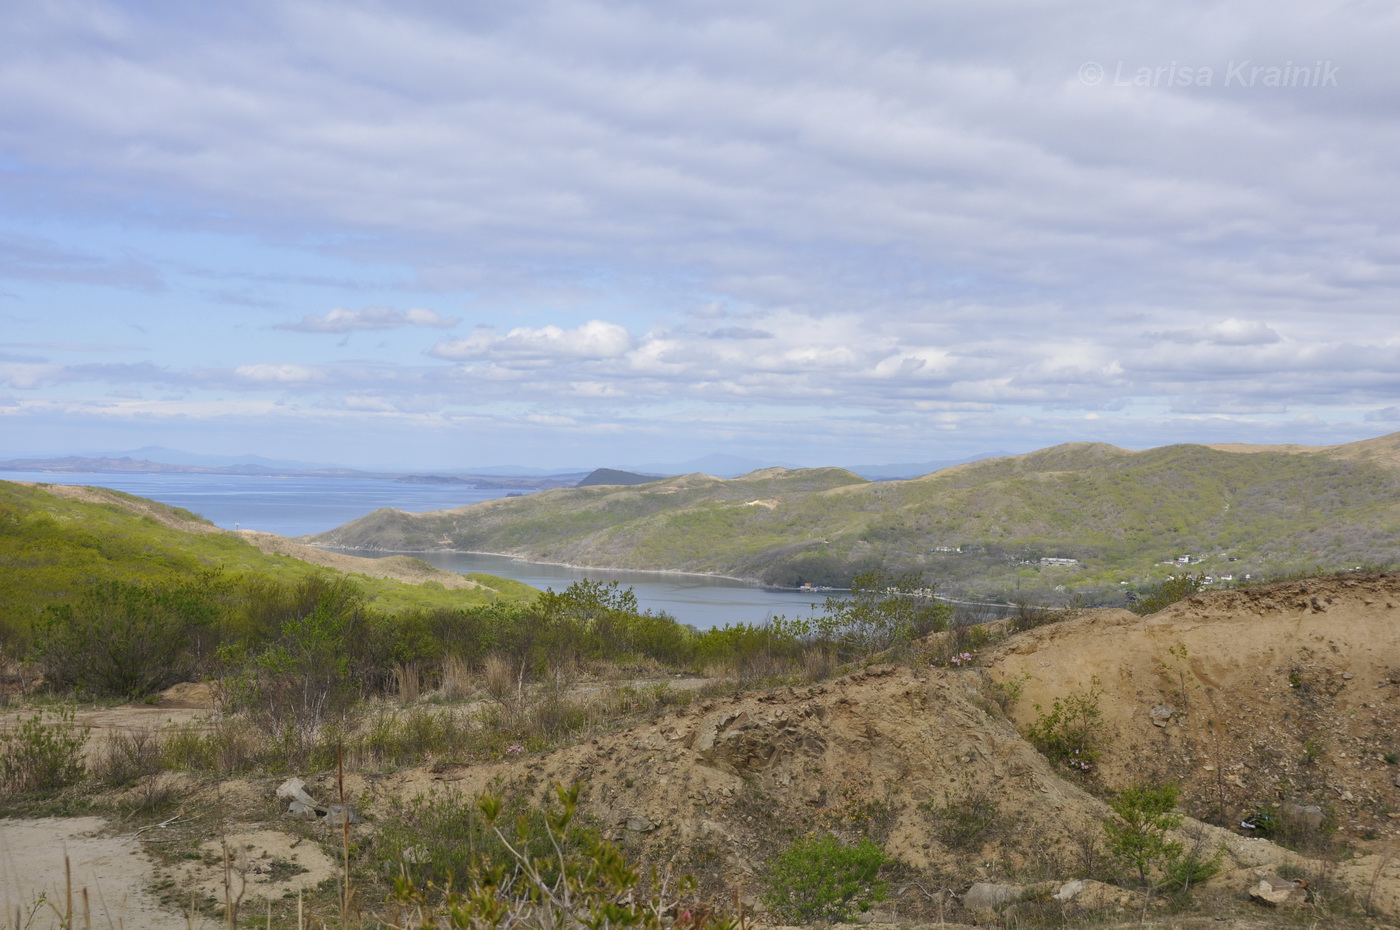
[313, 544, 797, 589]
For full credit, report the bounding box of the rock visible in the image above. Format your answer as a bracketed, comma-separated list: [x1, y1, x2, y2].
[963, 882, 1018, 910]
[1149, 705, 1174, 727]
[1052, 879, 1135, 909]
[276, 777, 317, 809]
[283, 799, 319, 821]
[1053, 880, 1087, 902]
[1283, 803, 1325, 831]
[1249, 875, 1310, 908]
[322, 804, 361, 826]
[625, 813, 657, 832]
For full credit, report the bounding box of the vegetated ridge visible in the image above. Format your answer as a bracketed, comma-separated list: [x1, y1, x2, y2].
[305, 432, 1400, 603]
[0, 479, 537, 633]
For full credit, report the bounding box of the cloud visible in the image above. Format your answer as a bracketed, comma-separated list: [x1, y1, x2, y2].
[233, 363, 323, 384]
[706, 327, 773, 340]
[0, 233, 164, 291]
[2, 2, 1399, 464]
[279, 307, 459, 333]
[431, 320, 632, 361]
[1154, 318, 1283, 346]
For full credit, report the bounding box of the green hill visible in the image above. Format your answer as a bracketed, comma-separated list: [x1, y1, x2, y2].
[0, 480, 536, 638]
[305, 436, 1400, 602]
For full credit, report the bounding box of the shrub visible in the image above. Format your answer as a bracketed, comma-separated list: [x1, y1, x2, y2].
[1130, 574, 1205, 616]
[0, 706, 88, 797]
[814, 571, 952, 660]
[161, 718, 261, 775]
[219, 593, 369, 770]
[31, 579, 218, 698]
[922, 786, 1001, 850]
[762, 833, 890, 923]
[1026, 677, 1106, 774]
[381, 783, 725, 930]
[91, 726, 164, 787]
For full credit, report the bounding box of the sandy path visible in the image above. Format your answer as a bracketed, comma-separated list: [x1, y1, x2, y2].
[0, 817, 196, 930]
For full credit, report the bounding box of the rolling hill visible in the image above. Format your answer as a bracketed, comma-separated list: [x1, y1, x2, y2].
[0, 479, 538, 637]
[304, 434, 1400, 602]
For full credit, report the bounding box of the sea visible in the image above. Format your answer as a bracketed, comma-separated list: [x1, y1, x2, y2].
[3, 470, 828, 629]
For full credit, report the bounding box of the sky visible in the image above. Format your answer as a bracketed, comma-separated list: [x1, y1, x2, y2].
[1, 1, 1398, 471]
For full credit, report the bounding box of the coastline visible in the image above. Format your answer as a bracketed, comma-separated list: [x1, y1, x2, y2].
[313, 544, 779, 588]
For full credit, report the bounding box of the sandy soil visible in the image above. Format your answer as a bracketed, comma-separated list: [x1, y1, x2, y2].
[0, 816, 194, 930]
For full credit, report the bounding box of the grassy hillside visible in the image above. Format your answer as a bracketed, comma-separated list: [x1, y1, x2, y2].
[307, 436, 1400, 602]
[0, 480, 536, 637]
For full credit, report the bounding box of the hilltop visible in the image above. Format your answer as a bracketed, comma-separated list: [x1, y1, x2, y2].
[305, 433, 1400, 603]
[0, 479, 537, 638]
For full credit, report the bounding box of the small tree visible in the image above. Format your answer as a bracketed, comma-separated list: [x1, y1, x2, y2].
[1131, 574, 1204, 616]
[1103, 782, 1184, 890]
[815, 571, 951, 660]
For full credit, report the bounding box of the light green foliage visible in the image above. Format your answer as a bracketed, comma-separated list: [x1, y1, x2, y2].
[32, 576, 223, 698]
[219, 576, 373, 769]
[761, 833, 890, 923]
[1132, 575, 1206, 615]
[1103, 782, 1184, 889]
[0, 706, 88, 799]
[384, 784, 729, 930]
[305, 443, 1400, 594]
[1026, 677, 1106, 774]
[813, 571, 952, 659]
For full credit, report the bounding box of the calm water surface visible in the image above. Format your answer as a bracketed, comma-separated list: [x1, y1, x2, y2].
[5, 470, 826, 628]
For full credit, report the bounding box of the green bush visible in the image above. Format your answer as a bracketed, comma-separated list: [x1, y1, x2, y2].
[1130, 574, 1205, 616]
[0, 706, 88, 798]
[382, 783, 725, 930]
[813, 571, 952, 660]
[1026, 677, 1106, 774]
[762, 833, 890, 923]
[31, 579, 220, 698]
[1103, 782, 1183, 889]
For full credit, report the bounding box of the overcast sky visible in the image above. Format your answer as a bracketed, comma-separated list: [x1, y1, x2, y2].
[2, 1, 1397, 471]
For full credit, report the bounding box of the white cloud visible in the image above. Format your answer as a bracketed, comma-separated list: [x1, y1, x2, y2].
[280, 307, 458, 333]
[234, 363, 321, 384]
[431, 320, 632, 361]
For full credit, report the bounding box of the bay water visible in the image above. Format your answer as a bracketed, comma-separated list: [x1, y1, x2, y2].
[4, 470, 825, 628]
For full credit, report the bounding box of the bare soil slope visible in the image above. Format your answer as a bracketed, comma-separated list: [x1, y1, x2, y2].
[986, 573, 1400, 843]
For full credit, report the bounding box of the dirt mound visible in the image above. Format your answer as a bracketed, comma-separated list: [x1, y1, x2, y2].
[371, 667, 1130, 904]
[985, 573, 1400, 846]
